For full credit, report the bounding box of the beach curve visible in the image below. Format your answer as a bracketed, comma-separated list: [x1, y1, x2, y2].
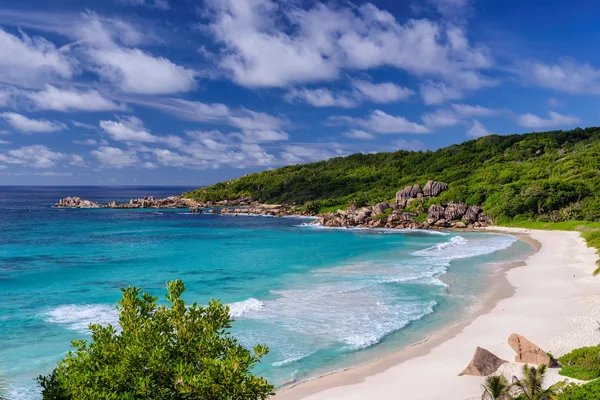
[276, 228, 600, 400]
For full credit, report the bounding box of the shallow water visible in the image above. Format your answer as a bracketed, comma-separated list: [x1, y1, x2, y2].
[0, 187, 532, 398]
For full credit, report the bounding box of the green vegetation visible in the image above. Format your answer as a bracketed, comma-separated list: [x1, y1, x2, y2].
[38, 280, 274, 400]
[481, 364, 567, 399]
[558, 380, 600, 400]
[186, 127, 600, 224]
[558, 345, 600, 381]
[371, 208, 394, 221]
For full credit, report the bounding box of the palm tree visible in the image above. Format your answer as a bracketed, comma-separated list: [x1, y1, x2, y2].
[511, 364, 566, 400]
[482, 375, 512, 400]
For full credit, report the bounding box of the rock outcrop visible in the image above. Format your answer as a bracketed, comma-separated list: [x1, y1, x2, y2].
[444, 202, 469, 221]
[460, 347, 508, 376]
[423, 180, 449, 197]
[372, 202, 392, 215]
[55, 196, 198, 209]
[395, 180, 447, 208]
[508, 334, 557, 367]
[55, 197, 101, 208]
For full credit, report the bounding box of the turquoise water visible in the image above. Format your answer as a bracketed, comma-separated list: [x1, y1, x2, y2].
[0, 187, 533, 399]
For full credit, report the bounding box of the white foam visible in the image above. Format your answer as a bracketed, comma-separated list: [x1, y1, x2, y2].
[414, 233, 517, 260]
[228, 298, 265, 318]
[44, 304, 119, 333]
[272, 353, 311, 367]
[300, 223, 450, 236]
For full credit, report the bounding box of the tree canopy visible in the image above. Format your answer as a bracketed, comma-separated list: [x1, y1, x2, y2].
[38, 280, 274, 400]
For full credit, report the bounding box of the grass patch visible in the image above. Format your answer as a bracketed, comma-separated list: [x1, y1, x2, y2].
[414, 213, 428, 223]
[558, 345, 600, 381]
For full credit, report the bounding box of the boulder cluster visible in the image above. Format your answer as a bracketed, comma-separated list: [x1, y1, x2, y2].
[215, 205, 305, 217]
[55, 196, 197, 209]
[318, 180, 492, 229]
[55, 197, 101, 208]
[460, 333, 557, 377]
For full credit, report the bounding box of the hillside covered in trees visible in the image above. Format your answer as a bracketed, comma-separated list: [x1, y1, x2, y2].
[184, 127, 600, 223]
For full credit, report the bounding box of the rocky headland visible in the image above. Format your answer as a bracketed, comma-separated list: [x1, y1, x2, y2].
[55, 181, 493, 230]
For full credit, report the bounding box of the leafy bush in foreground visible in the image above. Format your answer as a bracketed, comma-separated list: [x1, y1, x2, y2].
[38, 280, 274, 400]
[558, 345, 600, 381]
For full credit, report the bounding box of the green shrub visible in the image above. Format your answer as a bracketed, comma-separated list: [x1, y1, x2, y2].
[558, 379, 600, 400]
[559, 345, 600, 380]
[303, 200, 322, 214]
[371, 208, 393, 221]
[37, 280, 274, 400]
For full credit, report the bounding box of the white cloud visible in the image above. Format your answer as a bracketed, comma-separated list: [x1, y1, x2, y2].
[451, 103, 500, 117]
[100, 116, 158, 143]
[352, 80, 414, 103]
[0, 139, 10, 144]
[467, 120, 494, 138]
[525, 60, 600, 94]
[231, 129, 289, 143]
[281, 144, 346, 165]
[342, 129, 375, 140]
[0, 28, 73, 87]
[548, 98, 563, 108]
[203, 1, 492, 89]
[89, 47, 195, 95]
[421, 109, 462, 127]
[0, 112, 66, 133]
[71, 120, 97, 130]
[517, 111, 580, 129]
[73, 139, 97, 145]
[27, 85, 125, 112]
[0, 145, 80, 168]
[393, 139, 427, 151]
[329, 110, 429, 134]
[90, 146, 138, 168]
[419, 81, 463, 105]
[285, 88, 357, 108]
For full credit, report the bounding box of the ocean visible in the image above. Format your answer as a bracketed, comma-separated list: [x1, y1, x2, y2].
[0, 187, 533, 399]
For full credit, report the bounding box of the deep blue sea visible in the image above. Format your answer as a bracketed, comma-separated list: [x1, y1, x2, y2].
[0, 187, 533, 399]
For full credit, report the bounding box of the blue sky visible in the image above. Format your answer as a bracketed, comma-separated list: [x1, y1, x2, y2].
[0, 0, 598, 185]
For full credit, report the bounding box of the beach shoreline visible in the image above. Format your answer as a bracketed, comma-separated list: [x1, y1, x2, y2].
[276, 228, 600, 400]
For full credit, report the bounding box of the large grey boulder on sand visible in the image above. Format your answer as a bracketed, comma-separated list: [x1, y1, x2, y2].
[508, 333, 557, 367]
[459, 347, 508, 376]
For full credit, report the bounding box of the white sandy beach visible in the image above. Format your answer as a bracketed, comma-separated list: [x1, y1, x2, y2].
[277, 228, 600, 400]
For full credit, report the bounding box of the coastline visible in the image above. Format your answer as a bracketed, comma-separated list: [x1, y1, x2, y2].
[276, 228, 600, 400]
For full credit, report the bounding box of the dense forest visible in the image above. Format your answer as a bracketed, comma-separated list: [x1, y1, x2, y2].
[184, 127, 600, 222]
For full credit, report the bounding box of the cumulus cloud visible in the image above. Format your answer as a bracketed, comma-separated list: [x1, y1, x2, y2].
[90, 146, 138, 168]
[524, 60, 600, 94]
[342, 129, 375, 140]
[467, 120, 494, 138]
[419, 81, 463, 105]
[352, 80, 414, 103]
[231, 129, 289, 143]
[0, 145, 80, 168]
[328, 110, 429, 134]
[27, 85, 125, 112]
[100, 116, 159, 143]
[285, 88, 357, 108]
[0, 28, 73, 87]
[0, 112, 66, 133]
[517, 111, 580, 129]
[421, 109, 462, 127]
[203, 0, 492, 89]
